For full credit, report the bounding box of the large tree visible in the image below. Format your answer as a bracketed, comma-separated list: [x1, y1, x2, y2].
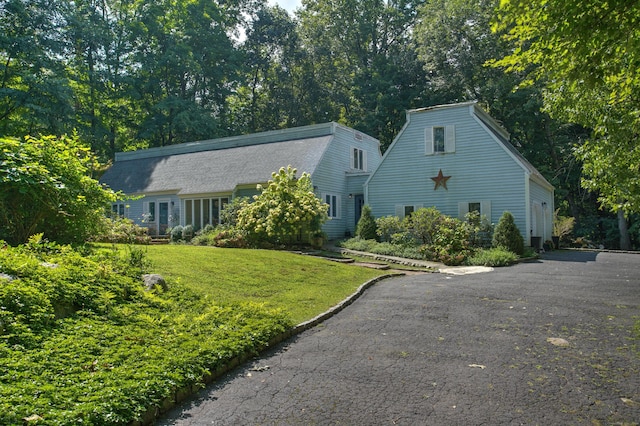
[0, 0, 73, 136]
[492, 0, 640, 249]
[297, 0, 428, 150]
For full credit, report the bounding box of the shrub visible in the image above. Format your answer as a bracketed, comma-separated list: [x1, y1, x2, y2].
[356, 205, 378, 240]
[182, 224, 194, 242]
[553, 209, 575, 247]
[465, 211, 493, 248]
[169, 225, 184, 242]
[338, 237, 378, 252]
[236, 166, 328, 246]
[375, 215, 403, 242]
[492, 211, 524, 255]
[467, 247, 519, 267]
[220, 197, 250, 227]
[405, 207, 442, 245]
[90, 217, 151, 244]
[0, 135, 117, 245]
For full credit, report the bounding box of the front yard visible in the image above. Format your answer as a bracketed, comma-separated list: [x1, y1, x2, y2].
[0, 243, 385, 425]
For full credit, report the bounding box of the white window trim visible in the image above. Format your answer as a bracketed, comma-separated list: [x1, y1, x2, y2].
[394, 204, 423, 219]
[183, 196, 229, 228]
[351, 147, 367, 171]
[112, 202, 129, 218]
[323, 193, 341, 219]
[425, 125, 456, 155]
[458, 201, 491, 220]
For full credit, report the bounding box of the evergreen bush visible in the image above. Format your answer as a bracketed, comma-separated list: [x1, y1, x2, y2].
[355, 205, 378, 240]
[492, 211, 524, 255]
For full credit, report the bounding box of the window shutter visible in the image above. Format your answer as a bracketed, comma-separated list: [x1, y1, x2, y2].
[424, 127, 434, 155]
[362, 150, 367, 171]
[445, 125, 456, 153]
[395, 205, 404, 218]
[458, 202, 469, 220]
[481, 201, 492, 220]
[350, 148, 356, 169]
[143, 201, 148, 214]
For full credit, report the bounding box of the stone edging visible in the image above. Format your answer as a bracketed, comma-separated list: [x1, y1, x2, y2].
[132, 273, 403, 426]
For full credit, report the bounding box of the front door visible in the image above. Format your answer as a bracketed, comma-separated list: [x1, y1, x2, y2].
[354, 194, 365, 227]
[159, 202, 169, 235]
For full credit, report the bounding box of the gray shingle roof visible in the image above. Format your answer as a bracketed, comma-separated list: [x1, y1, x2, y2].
[100, 135, 333, 195]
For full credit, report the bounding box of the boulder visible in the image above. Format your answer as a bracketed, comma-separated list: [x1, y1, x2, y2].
[142, 274, 168, 291]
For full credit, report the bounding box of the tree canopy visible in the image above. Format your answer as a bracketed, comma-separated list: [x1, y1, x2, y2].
[492, 0, 640, 217]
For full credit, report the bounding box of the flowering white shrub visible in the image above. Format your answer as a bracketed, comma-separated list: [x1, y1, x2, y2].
[236, 166, 328, 246]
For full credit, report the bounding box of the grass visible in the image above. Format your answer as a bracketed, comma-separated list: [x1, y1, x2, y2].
[140, 245, 386, 324]
[1, 243, 388, 425]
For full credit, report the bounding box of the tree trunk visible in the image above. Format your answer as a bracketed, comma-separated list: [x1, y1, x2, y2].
[618, 209, 631, 250]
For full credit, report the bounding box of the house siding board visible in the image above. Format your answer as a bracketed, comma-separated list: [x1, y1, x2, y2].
[367, 103, 534, 241]
[311, 126, 381, 239]
[529, 179, 554, 241]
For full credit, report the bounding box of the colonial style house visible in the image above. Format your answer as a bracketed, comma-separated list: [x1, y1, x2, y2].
[364, 101, 555, 247]
[100, 122, 382, 240]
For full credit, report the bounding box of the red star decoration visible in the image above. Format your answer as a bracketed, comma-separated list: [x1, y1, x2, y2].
[431, 169, 451, 191]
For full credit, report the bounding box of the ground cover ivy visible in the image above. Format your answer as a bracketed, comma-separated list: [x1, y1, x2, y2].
[0, 241, 292, 425]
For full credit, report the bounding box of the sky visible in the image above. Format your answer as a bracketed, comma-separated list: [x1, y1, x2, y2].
[269, 0, 302, 14]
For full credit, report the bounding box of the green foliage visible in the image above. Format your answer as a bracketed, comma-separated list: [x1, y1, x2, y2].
[466, 247, 518, 267]
[553, 209, 575, 247]
[355, 205, 378, 240]
[236, 166, 328, 246]
[375, 215, 403, 243]
[169, 225, 184, 243]
[343, 207, 475, 266]
[0, 243, 293, 425]
[492, 0, 640, 216]
[425, 215, 472, 266]
[90, 217, 151, 245]
[220, 197, 250, 227]
[403, 207, 442, 245]
[492, 211, 524, 255]
[0, 135, 116, 245]
[465, 211, 494, 248]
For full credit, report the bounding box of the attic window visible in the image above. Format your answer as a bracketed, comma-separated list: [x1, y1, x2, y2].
[433, 127, 445, 153]
[425, 125, 456, 155]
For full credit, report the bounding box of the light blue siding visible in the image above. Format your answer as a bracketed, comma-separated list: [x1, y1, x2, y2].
[311, 125, 382, 239]
[366, 103, 544, 243]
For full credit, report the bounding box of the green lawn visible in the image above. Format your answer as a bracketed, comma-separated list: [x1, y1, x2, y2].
[142, 245, 386, 324]
[1, 243, 388, 425]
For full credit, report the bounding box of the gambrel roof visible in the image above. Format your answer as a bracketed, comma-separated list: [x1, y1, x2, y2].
[101, 124, 341, 196]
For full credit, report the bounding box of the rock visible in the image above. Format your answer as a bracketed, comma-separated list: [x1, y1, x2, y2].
[142, 274, 168, 291]
[546, 337, 570, 347]
[40, 262, 59, 269]
[0, 273, 14, 281]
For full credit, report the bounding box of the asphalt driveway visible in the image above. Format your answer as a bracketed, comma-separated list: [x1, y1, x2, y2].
[159, 250, 640, 425]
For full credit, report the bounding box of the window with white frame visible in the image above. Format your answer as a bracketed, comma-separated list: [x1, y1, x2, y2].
[111, 203, 128, 218]
[324, 193, 340, 219]
[395, 204, 423, 219]
[458, 201, 491, 220]
[184, 197, 229, 229]
[351, 147, 367, 171]
[425, 125, 455, 155]
[142, 201, 156, 222]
